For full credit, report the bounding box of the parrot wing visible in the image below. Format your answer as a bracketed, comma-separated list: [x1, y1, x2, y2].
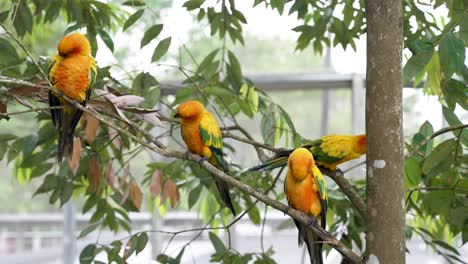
[199, 111, 235, 215]
[306, 137, 352, 164]
[312, 165, 328, 229]
[199, 111, 226, 171]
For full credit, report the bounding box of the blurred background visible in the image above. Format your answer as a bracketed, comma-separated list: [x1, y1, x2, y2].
[0, 0, 467, 263]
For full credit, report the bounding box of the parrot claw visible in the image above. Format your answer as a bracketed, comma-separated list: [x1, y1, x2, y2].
[306, 216, 317, 227]
[183, 151, 193, 160]
[70, 99, 79, 107]
[57, 90, 63, 98]
[198, 156, 208, 163]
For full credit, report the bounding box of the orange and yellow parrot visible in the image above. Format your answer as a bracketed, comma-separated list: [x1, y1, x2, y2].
[48, 32, 97, 162]
[175, 101, 235, 215]
[285, 148, 327, 264]
[250, 134, 366, 172]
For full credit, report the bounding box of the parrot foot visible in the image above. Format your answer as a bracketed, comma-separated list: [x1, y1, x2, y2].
[56, 90, 63, 98]
[182, 150, 193, 160]
[306, 216, 317, 228]
[69, 99, 79, 108]
[198, 156, 208, 163]
[283, 205, 292, 215]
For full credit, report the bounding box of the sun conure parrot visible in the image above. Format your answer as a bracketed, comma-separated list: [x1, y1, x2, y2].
[285, 148, 327, 264]
[174, 100, 235, 215]
[48, 32, 97, 162]
[250, 134, 366, 172]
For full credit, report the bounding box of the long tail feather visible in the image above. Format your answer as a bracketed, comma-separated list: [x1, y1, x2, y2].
[248, 149, 293, 172]
[57, 117, 75, 163]
[294, 220, 323, 264]
[212, 175, 236, 216]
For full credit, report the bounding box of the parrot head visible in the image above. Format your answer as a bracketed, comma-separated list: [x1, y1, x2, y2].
[174, 100, 204, 119]
[288, 148, 314, 181]
[57, 32, 91, 57]
[354, 134, 366, 154]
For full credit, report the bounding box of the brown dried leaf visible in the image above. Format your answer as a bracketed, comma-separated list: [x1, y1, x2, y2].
[136, 113, 162, 127]
[110, 95, 145, 108]
[85, 115, 100, 144]
[89, 157, 101, 194]
[104, 161, 116, 191]
[0, 100, 8, 121]
[162, 179, 179, 208]
[8, 86, 41, 96]
[120, 184, 130, 205]
[94, 88, 117, 100]
[121, 107, 160, 114]
[150, 170, 163, 199]
[67, 137, 82, 176]
[129, 180, 142, 210]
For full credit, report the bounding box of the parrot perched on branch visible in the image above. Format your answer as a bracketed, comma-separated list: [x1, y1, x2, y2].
[175, 100, 235, 215]
[250, 134, 366, 172]
[48, 32, 97, 162]
[285, 148, 328, 264]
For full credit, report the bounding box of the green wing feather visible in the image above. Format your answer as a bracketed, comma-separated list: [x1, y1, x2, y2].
[199, 112, 226, 171]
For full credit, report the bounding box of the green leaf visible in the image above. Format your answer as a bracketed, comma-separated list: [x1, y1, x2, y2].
[0, 10, 9, 23]
[78, 222, 101, 239]
[433, 240, 460, 255]
[136, 232, 148, 255]
[13, 0, 33, 37]
[421, 139, 456, 175]
[463, 225, 468, 245]
[123, 9, 144, 31]
[98, 29, 114, 52]
[441, 78, 468, 111]
[151, 37, 171, 62]
[209, 232, 226, 254]
[141, 24, 163, 48]
[438, 33, 466, 78]
[183, 0, 205, 11]
[423, 52, 442, 96]
[232, 10, 247, 24]
[248, 86, 259, 114]
[227, 50, 242, 90]
[132, 72, 158, 93]
[442, 107, 468, 146]
[79, 244, 97, 264]
[60, 182, 74, 206]
[403, 47, 434, 84]
[34, 174, 58, 196]
[405, 157, 422, 187]
[248, 204, 261, 225]
[188, 184, 202, 209]
[0, 38, 21, 65]
[122, 0, 146, 6]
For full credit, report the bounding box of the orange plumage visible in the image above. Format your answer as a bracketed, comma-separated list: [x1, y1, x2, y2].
[48, 32, 97, 162]
[285, 148, 328, 264]
[175, 101, 235, 215]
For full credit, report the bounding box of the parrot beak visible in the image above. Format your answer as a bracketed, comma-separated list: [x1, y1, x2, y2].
[173, 113, 181, 118]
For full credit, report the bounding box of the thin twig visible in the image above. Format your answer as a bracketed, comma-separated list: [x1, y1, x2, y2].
[406, 123, 468, 158]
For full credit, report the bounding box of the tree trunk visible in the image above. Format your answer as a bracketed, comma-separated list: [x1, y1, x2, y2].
[365, 1, 405, 263]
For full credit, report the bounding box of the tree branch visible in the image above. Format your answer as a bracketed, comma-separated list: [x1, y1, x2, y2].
[406, 123, 468, 158]
[321, 168, 367, 223]
[223, 131, 281, 153]
[0, 76, 360, 262]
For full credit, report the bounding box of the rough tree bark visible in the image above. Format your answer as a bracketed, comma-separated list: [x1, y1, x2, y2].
[365, 1, 405, 263]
